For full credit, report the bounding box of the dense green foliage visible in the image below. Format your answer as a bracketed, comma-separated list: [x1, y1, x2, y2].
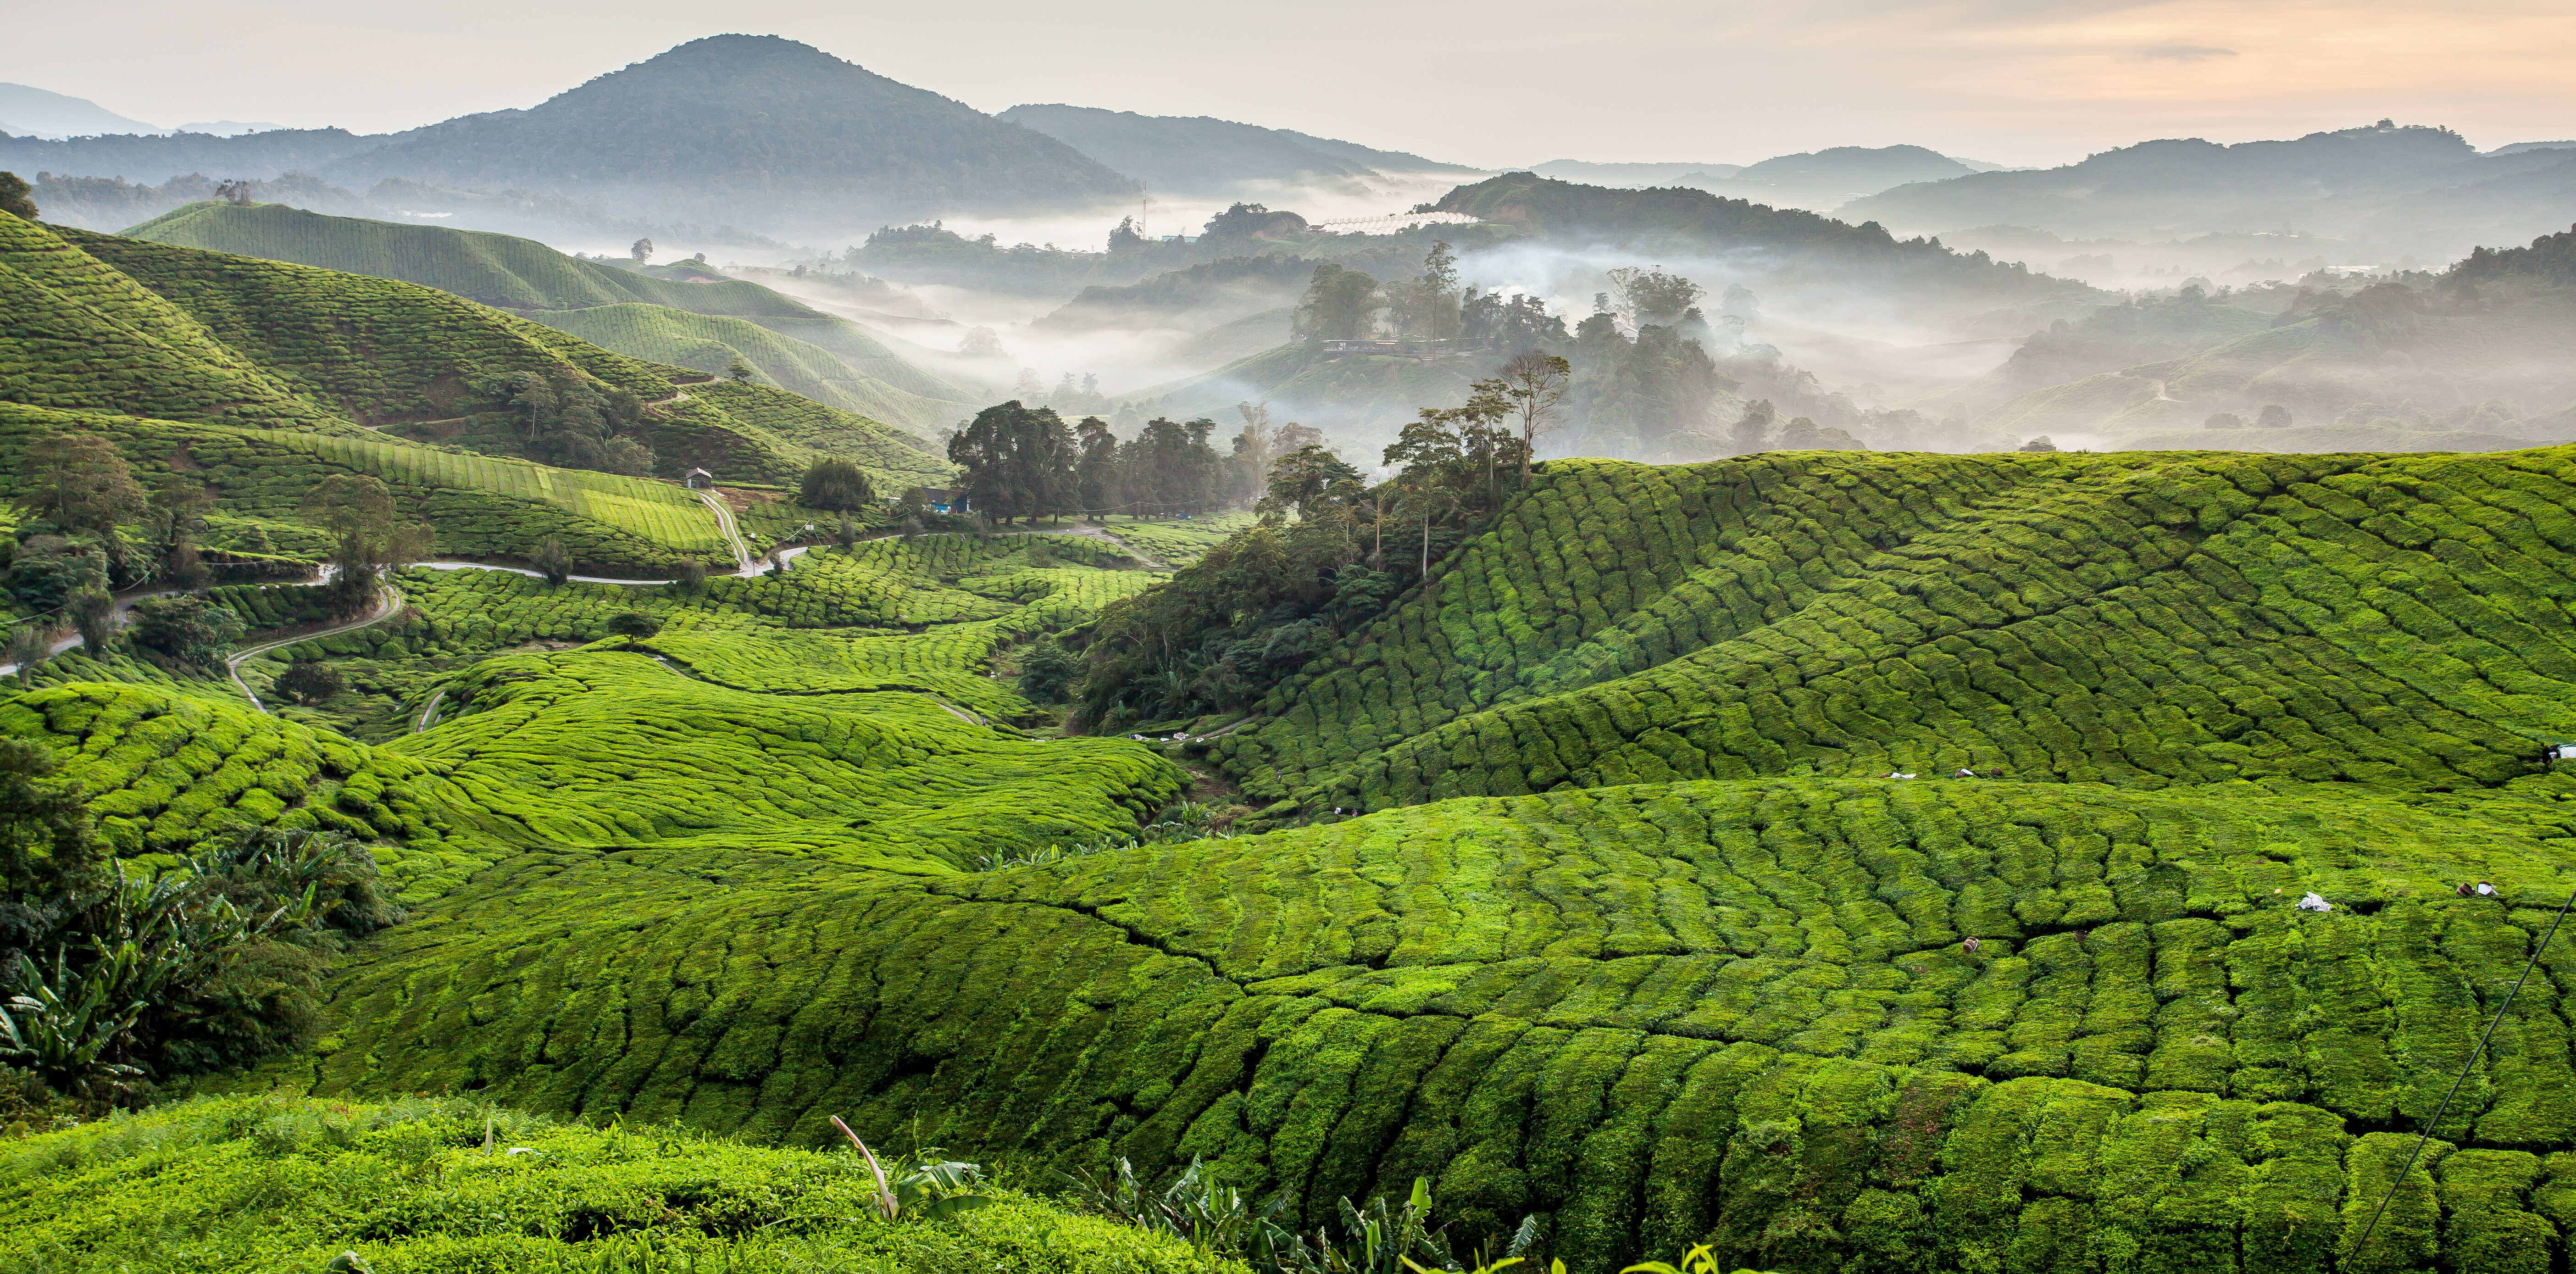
[0, 1094, 1233, 1274]
[0, 405, 729, 572]
[23, 396, 2576, 1271]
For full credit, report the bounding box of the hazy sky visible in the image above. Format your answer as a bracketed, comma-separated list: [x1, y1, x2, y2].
[11, 0, 2571, 167]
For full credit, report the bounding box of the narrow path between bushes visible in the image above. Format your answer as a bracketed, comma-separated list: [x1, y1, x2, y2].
[226, 584, 404, 713]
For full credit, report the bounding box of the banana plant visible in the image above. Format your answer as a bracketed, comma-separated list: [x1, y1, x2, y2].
[0, 950, 150, 1088]
[827, 1115, 993, 1221]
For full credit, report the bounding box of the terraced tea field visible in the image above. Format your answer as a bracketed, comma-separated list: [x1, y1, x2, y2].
[19, 441, 2576, 1272]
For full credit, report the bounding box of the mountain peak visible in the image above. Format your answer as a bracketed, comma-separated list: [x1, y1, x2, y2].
[317, 34, 1134, 234]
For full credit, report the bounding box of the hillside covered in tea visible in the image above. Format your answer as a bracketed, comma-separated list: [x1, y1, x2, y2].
[17, 406, 2576, 1272]
[119, 200, 990, 438]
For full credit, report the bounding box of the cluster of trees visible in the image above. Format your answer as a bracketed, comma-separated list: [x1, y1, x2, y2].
[4, 433, 268, 674]
[1292, 242, 1466, 343]
[1071, 357, 1571, 730]
[2206, 405, 2296, 429]
[0, 740, 401, 1108]
[484, 370, 656, 478]
[945, 402, 1242, 523]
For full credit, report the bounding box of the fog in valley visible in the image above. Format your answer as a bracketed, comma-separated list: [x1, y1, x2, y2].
[8, 26, 2576, 476]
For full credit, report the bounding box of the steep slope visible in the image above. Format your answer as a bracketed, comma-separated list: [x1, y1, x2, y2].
[0, 211, 349, 430]
[0, 403, 727, 573]
[122, 200, 817, 317]
[1221, 448, 2576, 808]
[527, 304, 980, 437]
[61, 225, 679, 425]
[0, 82, 160, 137]
[316, 35, 1137, 230]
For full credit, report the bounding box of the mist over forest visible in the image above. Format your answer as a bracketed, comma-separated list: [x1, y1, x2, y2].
[10, 32, 2574, 476]
[8, 19, 2576, 1274]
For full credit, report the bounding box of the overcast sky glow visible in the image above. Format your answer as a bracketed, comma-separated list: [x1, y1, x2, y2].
[9, 0, 2571, 167]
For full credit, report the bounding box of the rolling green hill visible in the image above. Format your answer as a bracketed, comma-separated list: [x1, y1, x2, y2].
[3, 210, 949, 554]
[122, 200, 818, 317]
[1219, 448, 2576, 808]
[529, 304, 981, 437]
[120, 200, 983, 439]
[61, 224, 680, 425]
[0, 211, 349, 431]
[22, 365, 2576, 1269]
[0, 402, 727, 573]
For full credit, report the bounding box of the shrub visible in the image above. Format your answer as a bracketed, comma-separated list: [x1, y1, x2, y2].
[604, 610, 661, 638]
[530, 536, 571, 586]
[800, 457, 877, 512]
[272, 661, 347, 705]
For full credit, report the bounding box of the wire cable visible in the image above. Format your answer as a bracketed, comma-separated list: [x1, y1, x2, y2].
[2344, 886, 2576, 1262]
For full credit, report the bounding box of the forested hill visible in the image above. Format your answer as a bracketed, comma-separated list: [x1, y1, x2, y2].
[996, 105, 1471, 196]
[313, 35, 1138, 231]
[1436, 171, 2092, 302]
[0, 126, 376, 183]
[1837, 121, 2576, 257]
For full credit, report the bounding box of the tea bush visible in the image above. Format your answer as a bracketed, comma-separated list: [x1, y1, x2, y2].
[0, 1093, 1234, 1274]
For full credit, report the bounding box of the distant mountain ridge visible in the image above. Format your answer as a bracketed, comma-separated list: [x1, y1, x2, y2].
[0, 82, 160, 138]
[997, 104, 1481, 197]
[311, 36, 1133, 233]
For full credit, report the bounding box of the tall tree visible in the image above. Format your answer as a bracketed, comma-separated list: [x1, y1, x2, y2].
[0, 171, 35, 221]
[1731, 400, 1777, 456]
[1295, 264, 1386, 341]
[949, 401, 1075, 524]
[1076, 416, 1121, 520]
[305, 474, 432, 613]
[1257, 445, 1362, 522]
[1490, 352, 1571, 481]
[798, 458, 875, 512]
[25, 434, 145, 579]
[1607, 267, 1707, 329]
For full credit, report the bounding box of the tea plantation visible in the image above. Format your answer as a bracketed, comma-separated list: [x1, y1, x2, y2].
[0, 1093, 1229, 1274]
[20, 439, 2576, 1272]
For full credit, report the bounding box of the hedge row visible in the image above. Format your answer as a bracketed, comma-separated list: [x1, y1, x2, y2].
[0, 681, 494, 894]
[0, 1093, 1230, 1274]
[0, 404, 720, 573]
